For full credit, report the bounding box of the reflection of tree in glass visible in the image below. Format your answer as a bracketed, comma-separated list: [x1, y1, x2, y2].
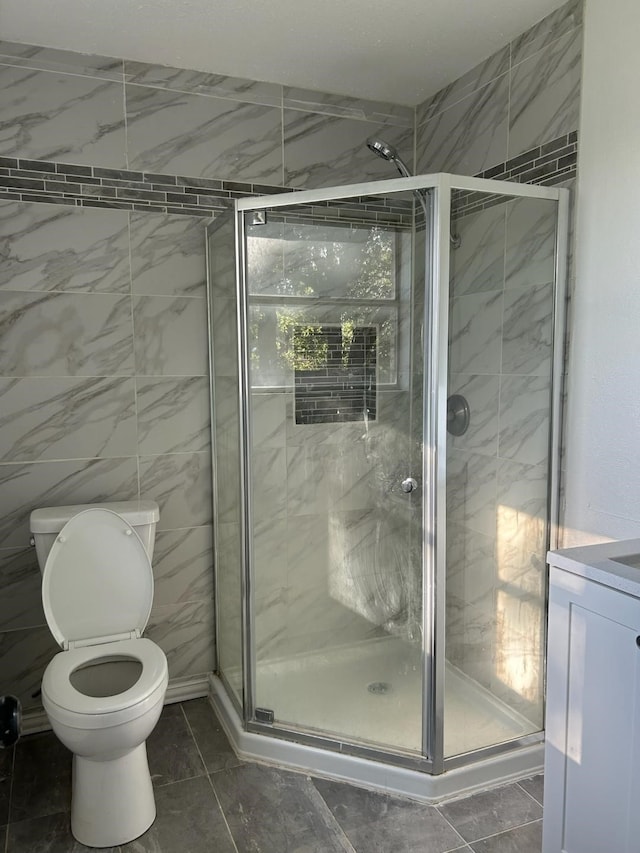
[280, 225, 394, 300]
[281, 316, 326, 370]
[249, 306, 264, 368]
[348, 227, 394, 300]
[341, 320, 355, 367]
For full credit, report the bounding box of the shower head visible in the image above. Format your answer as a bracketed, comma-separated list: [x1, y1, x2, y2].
[366, 137, 411, 178]
[365, 136, 461, 248]
[367, 137, 399, 162]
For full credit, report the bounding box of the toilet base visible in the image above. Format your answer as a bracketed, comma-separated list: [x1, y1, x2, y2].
[71, 743, 156, 847]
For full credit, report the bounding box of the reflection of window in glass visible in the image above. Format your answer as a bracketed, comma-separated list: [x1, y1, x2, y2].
[246, 222, 396, 300]
[246, 221, 400, 389]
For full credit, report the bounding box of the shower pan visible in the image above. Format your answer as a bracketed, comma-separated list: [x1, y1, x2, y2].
[206, 172, 568, 800]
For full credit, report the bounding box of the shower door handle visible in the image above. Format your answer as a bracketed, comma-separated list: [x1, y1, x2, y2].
[401, 477, 419, 494]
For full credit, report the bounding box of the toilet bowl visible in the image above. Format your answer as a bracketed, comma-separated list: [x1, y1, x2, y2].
[30, 502, 168, 848]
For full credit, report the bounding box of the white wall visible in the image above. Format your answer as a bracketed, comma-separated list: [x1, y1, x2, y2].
[563, 0, 640, 545]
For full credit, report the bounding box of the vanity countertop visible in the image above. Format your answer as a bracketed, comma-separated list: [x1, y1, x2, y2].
[548, 537, 640, 598]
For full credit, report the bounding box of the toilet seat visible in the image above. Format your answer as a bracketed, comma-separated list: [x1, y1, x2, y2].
[42, 508, 154, 649]
[42, 638, 168, 729]
[40, 508, 168, 730]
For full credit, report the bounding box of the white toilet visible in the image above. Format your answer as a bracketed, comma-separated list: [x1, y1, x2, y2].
[29, 500, 169, 848]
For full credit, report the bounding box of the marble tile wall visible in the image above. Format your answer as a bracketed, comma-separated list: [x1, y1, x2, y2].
[411, 0, 581, 730]
[0, 2, 580, 723]
[0, 199, 215, 711]
[416, 0, 582, 176]
[0, 40, 413, 192]
[0, 38, 414, 714]
[446, 195, 557, 726]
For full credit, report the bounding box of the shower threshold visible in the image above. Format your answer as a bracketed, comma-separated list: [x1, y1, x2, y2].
[211, 637, 543, 803]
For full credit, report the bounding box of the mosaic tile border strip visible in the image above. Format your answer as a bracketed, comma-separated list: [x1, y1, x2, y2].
[0, 156, 275, 216]
[481, 130, 578, 183]
[0, 159, 414, 226]
[0, 128, 576, 223]
[453, 131, 578, 218]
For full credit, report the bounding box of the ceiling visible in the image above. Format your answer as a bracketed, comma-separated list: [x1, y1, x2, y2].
[0, 0, 567, 106]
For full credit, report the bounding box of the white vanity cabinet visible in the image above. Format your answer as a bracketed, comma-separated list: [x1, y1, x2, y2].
[544, 539, 640, 853]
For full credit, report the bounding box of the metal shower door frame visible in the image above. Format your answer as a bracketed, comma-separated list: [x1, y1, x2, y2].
[231, 172, 568, 776]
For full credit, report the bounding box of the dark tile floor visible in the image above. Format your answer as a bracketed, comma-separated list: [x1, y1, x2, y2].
[0, 698, 544, 853]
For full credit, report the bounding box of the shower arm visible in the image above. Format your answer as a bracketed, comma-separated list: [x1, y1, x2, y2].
[366, 137, 461, 249]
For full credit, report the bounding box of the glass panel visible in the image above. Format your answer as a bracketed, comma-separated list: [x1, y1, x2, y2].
[208, 212, 244, 707]
[248, 302, 399, 388]
[245, 194, 426, 754]
[444, 189, 557, 757]
[247, 220, 397, 300]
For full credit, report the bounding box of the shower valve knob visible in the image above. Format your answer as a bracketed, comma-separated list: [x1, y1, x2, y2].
[401, 477, 419, 493]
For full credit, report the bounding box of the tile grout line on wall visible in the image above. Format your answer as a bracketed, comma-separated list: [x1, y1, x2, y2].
[121, 58, 129, 173]
[127, 208, 142, 502]
[496, 200, 509, 464]
[419, 11, 581, 127]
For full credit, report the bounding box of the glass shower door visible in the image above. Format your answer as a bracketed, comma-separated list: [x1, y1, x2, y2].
[241, 193, 428, 755]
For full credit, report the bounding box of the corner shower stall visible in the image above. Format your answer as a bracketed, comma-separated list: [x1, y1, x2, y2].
[206, 172, 568, 798]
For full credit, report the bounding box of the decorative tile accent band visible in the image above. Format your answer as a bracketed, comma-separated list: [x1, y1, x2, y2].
[0, 128, 576, 221]
[453, 131, 578, 218]
[481, 130, 577, 182]
[0, 156, 278, 216]
[0, 157, 413, 226]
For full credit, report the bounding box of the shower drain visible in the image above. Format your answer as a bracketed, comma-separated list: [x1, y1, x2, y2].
[367, 681, 392, 695]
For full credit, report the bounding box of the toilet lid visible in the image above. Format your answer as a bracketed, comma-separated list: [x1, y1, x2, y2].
[42, 509, 154, 649]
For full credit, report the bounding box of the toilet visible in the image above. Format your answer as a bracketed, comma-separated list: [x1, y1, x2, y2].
[29, 500, 169, 848]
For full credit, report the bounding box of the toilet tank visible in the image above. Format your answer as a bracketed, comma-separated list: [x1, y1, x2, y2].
[29, 500, 160, 571]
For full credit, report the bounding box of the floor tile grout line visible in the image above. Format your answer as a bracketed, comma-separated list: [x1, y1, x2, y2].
[305, 778, 358, 853]
[179, 702, 240, 853]
[8, 702, 543, 852]
[4, 809, 69, 829]
[436, 829, 476, 852]
[181, 700, 355, 853]
[203, 773, 240, 853]
[153, 768, 208, 789]
[515, 778, 544, 807]
[174, 702, 207, 777]
[435, 804, 474, 850]
[464, 815, 543, 847]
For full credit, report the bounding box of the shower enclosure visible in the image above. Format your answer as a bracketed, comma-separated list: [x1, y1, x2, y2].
[207, 173, 568, 797]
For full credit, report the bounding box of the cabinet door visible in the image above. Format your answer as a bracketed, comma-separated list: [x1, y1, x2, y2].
[544, 570, 640, 853]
